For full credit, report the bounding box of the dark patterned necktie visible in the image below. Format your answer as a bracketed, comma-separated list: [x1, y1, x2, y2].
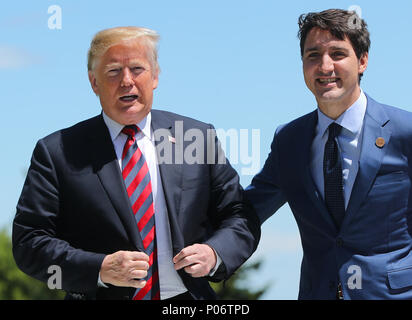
[323, 122, 345, 229]
[121, 125, 160, 300]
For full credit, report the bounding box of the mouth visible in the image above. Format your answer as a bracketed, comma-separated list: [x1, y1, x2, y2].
[317, 78, 340, 85]
[119, 94, 139, 103]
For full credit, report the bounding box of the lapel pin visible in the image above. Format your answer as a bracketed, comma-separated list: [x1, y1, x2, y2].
[168, 136, 176, 143]
[375, 137, 385, 148]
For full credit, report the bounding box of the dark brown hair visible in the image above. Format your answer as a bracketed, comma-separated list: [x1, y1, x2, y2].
[298, 9, 371, 59]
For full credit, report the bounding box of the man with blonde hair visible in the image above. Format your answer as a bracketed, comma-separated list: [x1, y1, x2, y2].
[13, 26, 260, 300]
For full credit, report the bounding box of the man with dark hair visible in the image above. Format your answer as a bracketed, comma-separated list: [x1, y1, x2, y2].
[298, 9, 370, 82]
[246, 9, 412, 299]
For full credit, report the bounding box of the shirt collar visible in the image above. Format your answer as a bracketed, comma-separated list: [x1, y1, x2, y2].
[317, 89, 367, 138]
[102, 111, 152, 141]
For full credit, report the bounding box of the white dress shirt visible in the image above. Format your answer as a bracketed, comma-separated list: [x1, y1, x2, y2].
[102, 111, 188, 299]
[310, 89, 367, 209]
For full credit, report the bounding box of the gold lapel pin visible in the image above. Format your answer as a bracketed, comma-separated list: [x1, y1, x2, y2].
[375, 137, 385, 148]
[168, 135, 176, 143]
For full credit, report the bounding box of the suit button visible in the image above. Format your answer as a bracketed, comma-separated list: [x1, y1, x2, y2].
[336, 237, 344, 247]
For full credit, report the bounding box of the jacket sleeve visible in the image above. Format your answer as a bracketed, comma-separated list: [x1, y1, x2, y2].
[245, 128, 287, 224]
[12, 138, 105, 295]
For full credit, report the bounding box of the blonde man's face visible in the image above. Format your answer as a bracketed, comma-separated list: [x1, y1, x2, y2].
[88, 39, 158, 125]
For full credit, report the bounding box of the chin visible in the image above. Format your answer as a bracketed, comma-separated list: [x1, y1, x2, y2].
[122, 109, 150, 124]
[318, 90, 344, 101]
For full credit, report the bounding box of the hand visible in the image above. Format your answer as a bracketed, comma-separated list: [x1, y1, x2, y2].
[100, 250, 149, 288]
[173, 244, 217, 278]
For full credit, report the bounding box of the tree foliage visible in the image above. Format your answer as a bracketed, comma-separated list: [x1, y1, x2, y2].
[0, 229, 65, 300]
[210, 260, 269, 300]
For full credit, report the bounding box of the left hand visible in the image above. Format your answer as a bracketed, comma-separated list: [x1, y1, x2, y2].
[173, 243, 217, 277]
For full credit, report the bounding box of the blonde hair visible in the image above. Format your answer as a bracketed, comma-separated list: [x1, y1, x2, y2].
[87, 26, 160, 75]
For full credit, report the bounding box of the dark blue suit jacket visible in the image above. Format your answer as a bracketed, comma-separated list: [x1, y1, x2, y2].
[13, 109, 260, 300]
[246, 95, 412, 299]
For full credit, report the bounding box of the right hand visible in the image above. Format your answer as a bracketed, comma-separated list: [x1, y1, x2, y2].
[100, 250, 149, 288]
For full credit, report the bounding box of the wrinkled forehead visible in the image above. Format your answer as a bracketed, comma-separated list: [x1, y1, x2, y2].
[97, 39, 152, 68]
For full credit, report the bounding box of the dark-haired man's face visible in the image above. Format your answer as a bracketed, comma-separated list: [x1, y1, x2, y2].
[302, 27, 368, 118]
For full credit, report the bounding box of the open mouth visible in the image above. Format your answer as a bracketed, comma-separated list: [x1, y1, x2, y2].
[317, 78, 340, 85]
[119, 94, 138, 102]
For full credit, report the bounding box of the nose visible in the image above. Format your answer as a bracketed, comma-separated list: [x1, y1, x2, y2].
[319, 54, 334, 74]
[120, 68, 134, 87]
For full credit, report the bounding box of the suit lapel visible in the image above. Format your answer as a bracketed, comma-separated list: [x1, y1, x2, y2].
[89, 115, 143, 251]
[151, 110, 185, 253]
[342, 96, 391, 229]
[299, 111, 338, 232]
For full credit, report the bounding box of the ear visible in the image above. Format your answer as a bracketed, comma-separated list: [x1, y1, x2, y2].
[152, 69, 159, 90]
[358, 52, 368, 74]
[88, 71, 99, 96]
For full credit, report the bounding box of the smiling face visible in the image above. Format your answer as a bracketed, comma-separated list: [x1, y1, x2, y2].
[88, 38, 159, 125]
[302, 27, 368, 119]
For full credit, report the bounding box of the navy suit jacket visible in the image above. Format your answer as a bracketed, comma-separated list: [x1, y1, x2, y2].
[13, 109, 260, 300]
[246, 94, 412, 299]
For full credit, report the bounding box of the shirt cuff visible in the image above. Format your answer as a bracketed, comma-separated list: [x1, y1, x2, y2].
[208, 248, 222, 276]
[98, 272, 109, 288]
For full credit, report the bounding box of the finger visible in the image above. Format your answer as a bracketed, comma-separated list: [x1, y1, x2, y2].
[129, 279, 147, 289]
[173, 250, 186, 264]
[173, 245, 197, 264]
[184, 263, 202, 276]
[174, 254, 197, 271]
[130, 269, 148, 280]
[128, 251, 150, 262]
[129, 260, 150, 271]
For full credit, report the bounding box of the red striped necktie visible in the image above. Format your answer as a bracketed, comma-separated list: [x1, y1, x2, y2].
[121, 125, 160, 300]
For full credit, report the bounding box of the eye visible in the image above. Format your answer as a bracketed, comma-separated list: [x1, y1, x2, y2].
[332, 51, 346, 59]
[306, 52, 319, 60]
[130, 66, 144, 75]
[107, 68, 121, 76]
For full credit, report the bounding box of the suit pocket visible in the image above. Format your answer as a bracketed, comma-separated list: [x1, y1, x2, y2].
[374, 171, 408, 186]
[388, 266, 412, 289]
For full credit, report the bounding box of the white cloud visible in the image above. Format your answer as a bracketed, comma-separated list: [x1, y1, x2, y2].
[0, 45, 39, 69]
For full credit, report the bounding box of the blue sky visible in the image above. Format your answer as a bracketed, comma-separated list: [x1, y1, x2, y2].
[1, 0, 412, 299]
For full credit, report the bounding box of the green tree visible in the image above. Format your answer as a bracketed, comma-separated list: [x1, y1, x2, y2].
[0, 228, 65, 300]
[210, 260, 269, 300]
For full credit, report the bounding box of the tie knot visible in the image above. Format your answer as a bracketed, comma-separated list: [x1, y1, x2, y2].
[328, 122, 341, 140]
[122, 125, 139, 138]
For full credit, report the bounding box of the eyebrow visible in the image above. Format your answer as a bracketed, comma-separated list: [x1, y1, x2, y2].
[104, 63, 122, 70]
[304, 46, 350, 53]
[103, 60, 145, 71]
